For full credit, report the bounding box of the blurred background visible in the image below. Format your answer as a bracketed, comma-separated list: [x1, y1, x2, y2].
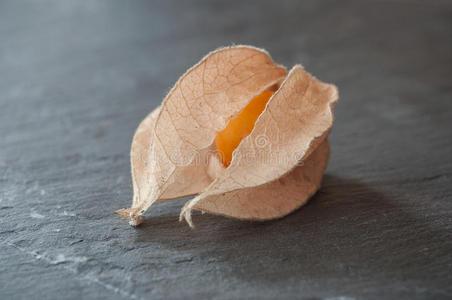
[1, 1, 451, 299]
[1, 1, 451, 168]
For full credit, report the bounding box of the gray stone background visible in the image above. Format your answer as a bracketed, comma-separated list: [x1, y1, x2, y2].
[1, 1, 451, 299]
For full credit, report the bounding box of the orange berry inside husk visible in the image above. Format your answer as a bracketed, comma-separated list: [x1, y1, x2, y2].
[215, 90, 274, 167]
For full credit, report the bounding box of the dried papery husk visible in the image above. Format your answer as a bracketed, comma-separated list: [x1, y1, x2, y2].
[180, 65, 338, 226]
[116, 46, 338, 227]
[115, 46, 287, 225]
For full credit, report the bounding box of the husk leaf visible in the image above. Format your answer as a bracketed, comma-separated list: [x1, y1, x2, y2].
[180, 65, 338, 226]
[183, 139, 330, 226]
[115, 46, 287, 225]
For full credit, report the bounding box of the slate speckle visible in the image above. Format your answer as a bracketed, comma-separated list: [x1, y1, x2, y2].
[1, 0, 451, 299]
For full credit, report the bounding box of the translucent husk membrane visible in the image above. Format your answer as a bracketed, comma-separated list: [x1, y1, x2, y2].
[115, 46, 338, 227]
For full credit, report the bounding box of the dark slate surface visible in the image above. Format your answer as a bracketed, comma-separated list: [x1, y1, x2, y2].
[1, 1, 451, 299]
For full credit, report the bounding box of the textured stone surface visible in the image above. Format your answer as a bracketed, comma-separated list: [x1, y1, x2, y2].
[1, 1, 451, 299]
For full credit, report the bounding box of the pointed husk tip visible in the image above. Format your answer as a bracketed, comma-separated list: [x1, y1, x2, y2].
[114, 208, 145, 226]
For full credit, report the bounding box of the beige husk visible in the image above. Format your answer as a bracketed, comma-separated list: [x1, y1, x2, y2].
[115, 46, 338, 227]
